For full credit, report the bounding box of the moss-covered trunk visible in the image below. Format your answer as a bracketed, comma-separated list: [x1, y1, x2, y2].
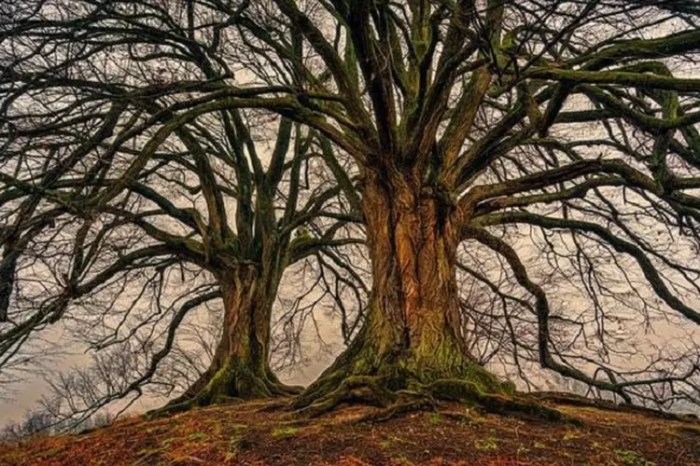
[295, 173, 509, 411]
[168, 265, 297, 410]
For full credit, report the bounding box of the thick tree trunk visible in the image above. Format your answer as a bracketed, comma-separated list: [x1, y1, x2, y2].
[163, 265, 298, 412]
[294, 173, 513, 413]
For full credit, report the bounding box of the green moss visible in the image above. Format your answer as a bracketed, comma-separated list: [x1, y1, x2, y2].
[293, 323, 567, 423]
[501, 380, 517, 395]
[271, 426, 300, 438]
[187, 432, 209, 442]
[146, 355, 298, 418]
[391, 454, 414, 465]
[474, 437, 499, 451]
[614, 449, 655, 466]
[226, 433, 253, 460]
[460, 363, 508, 395]
[193, 356, 279, 406]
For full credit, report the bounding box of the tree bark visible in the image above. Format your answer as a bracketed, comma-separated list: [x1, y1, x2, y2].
[166, 264, 298, 411]
[294, 171, 510, 412]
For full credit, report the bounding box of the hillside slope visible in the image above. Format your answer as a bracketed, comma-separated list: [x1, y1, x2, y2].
[0, 398, 698, 465]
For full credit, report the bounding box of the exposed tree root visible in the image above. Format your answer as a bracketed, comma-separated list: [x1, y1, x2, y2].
[288, 329, 576, 425]
[532, 391, 699, 422]
[256, 398, 297, 413]
[146, 395, 244, 420]
[293, 372, 578, 425]
[352, 390, 437, 424]
[146, 363, 302, 419]
[295, 375, 397, 417]
[426, 379, 577, 424]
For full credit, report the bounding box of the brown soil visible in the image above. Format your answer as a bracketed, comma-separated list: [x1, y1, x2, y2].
[0, 398, 697, 465]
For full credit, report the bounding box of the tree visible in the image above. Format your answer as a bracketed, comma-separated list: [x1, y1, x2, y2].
[231, 0, 700, 414]
[0, 0, 360, 414]
[2, 0, 700, 419]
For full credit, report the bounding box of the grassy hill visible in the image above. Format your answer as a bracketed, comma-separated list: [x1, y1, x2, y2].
[0, 397, 698, 465]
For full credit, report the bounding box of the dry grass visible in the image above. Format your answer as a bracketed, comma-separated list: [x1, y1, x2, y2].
[0, 398, 697, 465]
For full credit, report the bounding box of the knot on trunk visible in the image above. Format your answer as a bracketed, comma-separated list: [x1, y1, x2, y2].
[420, 183, 457, 234]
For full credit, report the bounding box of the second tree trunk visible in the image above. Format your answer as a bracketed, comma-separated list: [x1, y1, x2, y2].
[175, 265, 296, 407]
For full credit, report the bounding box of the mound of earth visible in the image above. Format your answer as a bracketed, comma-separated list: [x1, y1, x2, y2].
[0, 397, 697, 465]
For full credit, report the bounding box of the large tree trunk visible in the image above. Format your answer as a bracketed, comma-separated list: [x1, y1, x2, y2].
[294, 172, 514, 413]
[163, 265, 298, 412]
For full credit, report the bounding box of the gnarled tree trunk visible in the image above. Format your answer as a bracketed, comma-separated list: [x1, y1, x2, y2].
[162, 264, 298, 413]
[294, 173, 513, 414]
